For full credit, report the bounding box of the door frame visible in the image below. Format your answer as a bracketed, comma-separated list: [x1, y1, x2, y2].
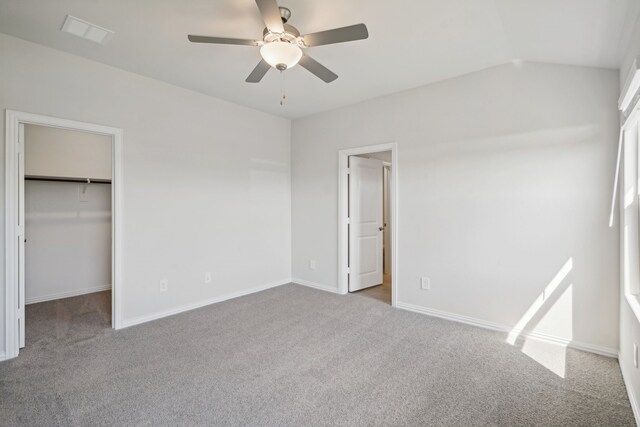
[4, 110, 124, 360]
[338, 142, 397, 306]
[382, 162, 391, 275]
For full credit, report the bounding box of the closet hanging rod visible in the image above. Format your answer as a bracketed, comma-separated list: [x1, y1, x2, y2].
[24, 176, 111, 184]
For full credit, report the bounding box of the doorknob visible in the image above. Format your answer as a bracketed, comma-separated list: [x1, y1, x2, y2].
[379, 227, 384, 231]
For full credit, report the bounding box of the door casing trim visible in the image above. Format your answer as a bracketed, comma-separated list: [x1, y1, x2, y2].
[4, 110, 124, 360]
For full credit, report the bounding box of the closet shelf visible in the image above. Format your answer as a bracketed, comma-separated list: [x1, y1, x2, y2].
[25, 175, 111, 184]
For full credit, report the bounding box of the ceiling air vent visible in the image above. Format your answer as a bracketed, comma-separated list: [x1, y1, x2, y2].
[60, 15, 113, 45]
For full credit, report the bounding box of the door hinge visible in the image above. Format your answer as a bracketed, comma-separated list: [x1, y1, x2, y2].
[346, 217, 350, 224]
[346, 267, 350, 274]
[346, 168, 351, 175]
[17, 225, 24, 237]
[17, 308, 23, 319]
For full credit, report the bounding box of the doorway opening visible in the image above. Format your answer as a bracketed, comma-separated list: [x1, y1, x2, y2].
[338, 143, 397, 306]
[4, 110, 123, 361]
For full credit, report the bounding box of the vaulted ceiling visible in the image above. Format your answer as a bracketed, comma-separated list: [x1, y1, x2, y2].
[1, 0, 638, 118]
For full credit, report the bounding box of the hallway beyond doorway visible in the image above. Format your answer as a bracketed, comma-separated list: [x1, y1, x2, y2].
[353, 273, 391, 304]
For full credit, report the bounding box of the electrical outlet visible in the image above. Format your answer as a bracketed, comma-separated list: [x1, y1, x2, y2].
[204, 272, 212, 284]
[420, 277, 430, 290]
[635, 344, 638, 368]
[159, 279, 168, 293]
[309, 259, 316, 270]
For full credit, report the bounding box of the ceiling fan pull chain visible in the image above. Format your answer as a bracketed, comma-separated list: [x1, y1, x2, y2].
[280, 69, 287, 107]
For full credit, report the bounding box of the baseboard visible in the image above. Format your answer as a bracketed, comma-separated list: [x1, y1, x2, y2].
[563, 340, 618, 358]
[0, 352, 6, 362]
[620, 353, 640, 425]
[292, 278, 342, 294]
[121, 279, 290, 329]
[396, 301, 618, 358]
[397, 302, 506, 332]
[26, 284, 112, 305]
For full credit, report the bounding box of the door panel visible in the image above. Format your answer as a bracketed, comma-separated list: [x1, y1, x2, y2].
[359, 237, 377, 273]
[349, 156, 383, 292]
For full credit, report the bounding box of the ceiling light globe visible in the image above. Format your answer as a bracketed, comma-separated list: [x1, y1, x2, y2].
[260, 41, 302, 70]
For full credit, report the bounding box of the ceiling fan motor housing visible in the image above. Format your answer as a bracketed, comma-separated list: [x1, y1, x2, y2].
[262, 23, 300, 40]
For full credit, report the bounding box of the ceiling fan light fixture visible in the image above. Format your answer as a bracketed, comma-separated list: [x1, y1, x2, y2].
[187, 1, 369, 83]
[260, 41, 302, 70]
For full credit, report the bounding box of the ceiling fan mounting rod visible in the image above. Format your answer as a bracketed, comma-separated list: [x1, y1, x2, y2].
[279, 7, 291, 24]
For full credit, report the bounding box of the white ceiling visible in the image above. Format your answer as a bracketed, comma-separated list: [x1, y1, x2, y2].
[0, 0, 638, 119]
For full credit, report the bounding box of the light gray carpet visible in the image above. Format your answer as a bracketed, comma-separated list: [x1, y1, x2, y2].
[0, 285, 634, 426]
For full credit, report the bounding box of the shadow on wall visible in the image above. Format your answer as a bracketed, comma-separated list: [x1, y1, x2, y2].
[506, 258, 573, 378]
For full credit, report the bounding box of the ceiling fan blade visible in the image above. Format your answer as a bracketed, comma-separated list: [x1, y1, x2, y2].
[299, 54, 338, 83]
[255, 0, 284, 34]
[302, 23, 369, 47]
[246, 60, 271, 83]
[188, 35, 258, 46]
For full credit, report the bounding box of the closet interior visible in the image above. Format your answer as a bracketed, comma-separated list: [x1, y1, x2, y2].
[23, 124, 112, 345]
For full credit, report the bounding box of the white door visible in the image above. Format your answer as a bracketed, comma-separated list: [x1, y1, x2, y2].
[18, 123, 26, 348]
[349, 156, 383, 292]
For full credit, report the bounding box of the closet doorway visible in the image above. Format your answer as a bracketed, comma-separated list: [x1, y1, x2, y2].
[4, 110, 123, 360]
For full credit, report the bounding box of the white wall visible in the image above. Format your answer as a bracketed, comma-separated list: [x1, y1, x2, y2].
[25, 124, 112, 180]
[618, 11, 640, 420]
[292, 61, 620, 352]
[0, 33, 291, 355]
[25, 181, 111, 303]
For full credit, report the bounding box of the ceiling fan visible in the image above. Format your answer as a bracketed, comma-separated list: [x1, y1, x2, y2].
[187, 0, 369, 83]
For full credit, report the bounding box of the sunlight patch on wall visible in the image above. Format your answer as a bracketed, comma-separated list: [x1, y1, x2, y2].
[527, 283, 573, 341]
[521, 284, 573, 378]
[506, 258, 573, 345]
[506, 259, 573, 378]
